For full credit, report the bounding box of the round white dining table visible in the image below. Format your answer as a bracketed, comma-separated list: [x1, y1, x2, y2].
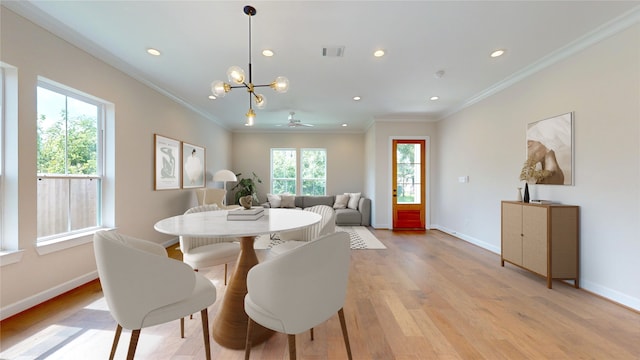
[154, 208, 321, 349]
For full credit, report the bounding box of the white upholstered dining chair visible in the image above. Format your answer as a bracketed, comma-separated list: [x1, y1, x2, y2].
[93, 230, 216, 360]
[270, 204, 336, 255]
[195, 188, 240, 209]
[244, 231, 353, 360]
[180, 204, 241, 285]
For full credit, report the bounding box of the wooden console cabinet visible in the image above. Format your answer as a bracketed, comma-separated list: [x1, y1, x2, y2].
[501, 201, 579, 289]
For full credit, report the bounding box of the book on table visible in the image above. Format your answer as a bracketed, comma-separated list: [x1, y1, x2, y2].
[529, 199, 554, 204]
[227, 207, 264, 221]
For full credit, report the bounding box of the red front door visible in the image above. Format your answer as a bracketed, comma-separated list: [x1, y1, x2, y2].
[392, 139, 426, 229]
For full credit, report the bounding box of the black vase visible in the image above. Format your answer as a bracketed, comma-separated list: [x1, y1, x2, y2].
[523, 183, 530, 203]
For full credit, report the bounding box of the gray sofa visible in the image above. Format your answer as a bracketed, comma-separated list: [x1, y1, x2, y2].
[262, 195, 371, 226]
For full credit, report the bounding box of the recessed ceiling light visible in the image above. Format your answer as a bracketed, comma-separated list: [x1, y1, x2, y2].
[147, 48, 161, 56]
[490, 49, 506, 58]
[353, 96, 361, 101]
[342, 123, 348, 127]
[430, 96, 439, 101]
[373, 49, 385, 57]
[262, 49, 274, 57]
[208, 95, 217, 100]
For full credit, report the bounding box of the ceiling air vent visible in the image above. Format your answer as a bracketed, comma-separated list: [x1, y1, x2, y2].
[322, 46, 345, 57]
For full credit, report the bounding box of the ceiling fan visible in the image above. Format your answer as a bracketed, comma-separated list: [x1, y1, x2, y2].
[286, 112, 313, 127]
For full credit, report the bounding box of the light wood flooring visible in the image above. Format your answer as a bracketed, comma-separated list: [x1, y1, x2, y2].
[1, 229, 639, 359]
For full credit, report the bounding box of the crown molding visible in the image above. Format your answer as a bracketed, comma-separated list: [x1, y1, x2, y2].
[442, 5, 640, 120]
[2, 2, 229, 130]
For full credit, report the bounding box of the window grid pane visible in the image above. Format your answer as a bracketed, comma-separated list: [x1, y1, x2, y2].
[69, 178, 99, 231]
[37, 177, 70, 238]
[273, 179, 296, 194]
[271, 149, 296, 194]
[301, 149, 326, 196]
[302, 180, 326, 196]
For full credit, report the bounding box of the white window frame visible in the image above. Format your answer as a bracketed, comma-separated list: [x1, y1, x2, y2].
[300, 148, 327, 196]
[0, 63, 24, 265]
[270, 148, 327, 195]
[270, 148, 297, 194]
[35, 78, 112, 255]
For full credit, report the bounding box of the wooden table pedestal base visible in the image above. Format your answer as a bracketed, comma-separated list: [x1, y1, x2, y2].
[212, 236, 274, 349]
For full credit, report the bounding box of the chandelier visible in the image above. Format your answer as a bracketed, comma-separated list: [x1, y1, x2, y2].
[211, 5, 289, 126]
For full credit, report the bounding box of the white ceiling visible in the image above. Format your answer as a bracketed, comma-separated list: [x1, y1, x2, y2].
[5, 1, 639, 132]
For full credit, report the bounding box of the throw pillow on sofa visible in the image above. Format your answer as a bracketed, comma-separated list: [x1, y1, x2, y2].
[333, 194, 350, 209]
[267, 193, 282, 208]
[280, 195, 296, 208]
[345, 192, 361, 210]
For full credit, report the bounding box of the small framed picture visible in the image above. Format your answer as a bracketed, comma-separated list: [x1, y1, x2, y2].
[154, 134, 181, 190]
[182, 142, 206, 189]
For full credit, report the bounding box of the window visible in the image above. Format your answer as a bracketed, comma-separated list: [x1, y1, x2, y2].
[271, 149, 296, 194]
[270, 148, 326, 195]
[301, 148, 326, 195]
[36, 80, 104, 242]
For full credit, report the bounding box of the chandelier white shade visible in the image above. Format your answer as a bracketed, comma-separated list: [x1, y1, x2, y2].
[210, 5, 289, 126]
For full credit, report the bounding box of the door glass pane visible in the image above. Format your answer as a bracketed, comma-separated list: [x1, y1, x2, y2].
[396, 143, 422, 204]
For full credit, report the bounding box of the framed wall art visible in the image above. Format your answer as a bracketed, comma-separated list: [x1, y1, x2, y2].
[154, 134, 181, 190]
[182, 142, 206, 189]
[525, 112, 574, 185]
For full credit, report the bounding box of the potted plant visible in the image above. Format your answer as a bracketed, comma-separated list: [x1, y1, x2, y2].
[230, 172, 263, 205]
[519, 156, 551, 203]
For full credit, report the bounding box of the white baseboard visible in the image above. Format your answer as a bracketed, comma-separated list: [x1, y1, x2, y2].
[162, 236, 179, 248]
[580, 279, 640, 312]
[432, 225, 640, 312]
[371, 222, 390, 229]
[0, 271, 98, 321]
[432, 224, 501, 254]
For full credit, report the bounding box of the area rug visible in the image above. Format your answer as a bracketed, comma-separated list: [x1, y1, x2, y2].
[254, 226, 386, 250]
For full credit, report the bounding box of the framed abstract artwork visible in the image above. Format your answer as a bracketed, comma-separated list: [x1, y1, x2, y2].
[182, 142, 206, 189]
[525, 112, 574, 185]
[154, 134, 181, 190]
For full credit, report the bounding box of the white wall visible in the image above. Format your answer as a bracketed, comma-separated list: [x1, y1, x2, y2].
[230, 132, 365, 204]
[0, 8, 232, 318]
[434, 24, 640, 310]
